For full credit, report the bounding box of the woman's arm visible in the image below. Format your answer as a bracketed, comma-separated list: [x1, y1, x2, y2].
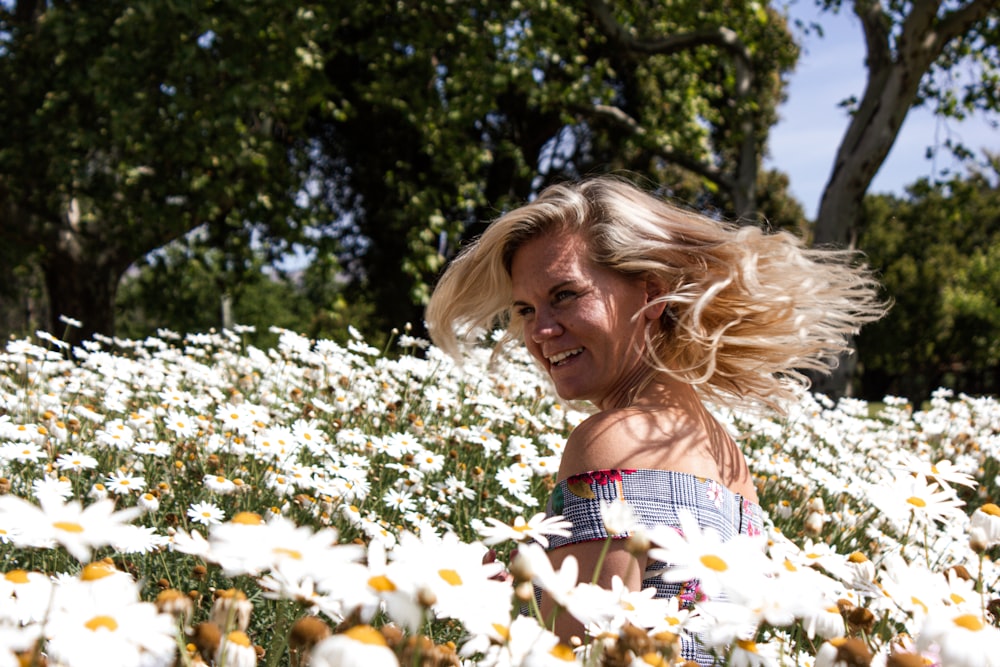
[539, 539, 648, 644]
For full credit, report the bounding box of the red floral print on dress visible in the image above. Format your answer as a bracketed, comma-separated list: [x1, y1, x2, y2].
[566, 469, 637, 486]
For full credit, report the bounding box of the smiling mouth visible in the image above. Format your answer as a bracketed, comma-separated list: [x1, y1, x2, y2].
[547, 348, 583, 366]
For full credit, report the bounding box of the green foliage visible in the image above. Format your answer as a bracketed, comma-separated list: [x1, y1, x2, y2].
[304, 0, 799, 332]
[857, 158, 1000, 400]
[0, 0, 332, 338]
[115, 240, 378, 350]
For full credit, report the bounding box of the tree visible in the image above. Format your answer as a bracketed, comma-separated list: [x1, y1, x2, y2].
[856, 158, 1000, 400]
[811, 0, 998, 248]
[0, 0, 331, 341]
[305, 0, 799, 333]
[114, 238, 373, 350]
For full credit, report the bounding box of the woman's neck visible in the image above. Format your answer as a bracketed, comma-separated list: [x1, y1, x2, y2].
[597, 368, 695, 412]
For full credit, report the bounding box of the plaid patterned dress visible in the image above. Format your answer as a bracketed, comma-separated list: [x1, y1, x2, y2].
[545, 468, 764, 666]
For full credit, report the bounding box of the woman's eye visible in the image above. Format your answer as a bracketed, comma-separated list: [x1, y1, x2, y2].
[553, 290, 575, 303]
[516, 306, 534, 318]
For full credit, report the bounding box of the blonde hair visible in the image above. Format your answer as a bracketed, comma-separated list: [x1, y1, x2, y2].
[426, 176, 887, 410]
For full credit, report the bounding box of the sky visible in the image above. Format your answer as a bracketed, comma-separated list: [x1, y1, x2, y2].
[766, 2, 1000, 219]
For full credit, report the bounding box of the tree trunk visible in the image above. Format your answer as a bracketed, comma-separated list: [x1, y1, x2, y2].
[807, 0, 995, 397]
[813, 0, 995, 247]
[39, 249, 124, 345]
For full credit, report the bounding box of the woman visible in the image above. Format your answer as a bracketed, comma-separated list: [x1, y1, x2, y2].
[425, 176, 885, 662]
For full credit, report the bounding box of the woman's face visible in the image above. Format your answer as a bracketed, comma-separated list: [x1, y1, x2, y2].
[510, 232, 661, 409]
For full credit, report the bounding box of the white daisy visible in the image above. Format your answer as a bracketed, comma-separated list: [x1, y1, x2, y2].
[105, 470, 146, 496]
[187, 501, 225, 526]
[55, 451, 99, 472]
[477, 512, 573, 548]
[0, 493, 140, 562]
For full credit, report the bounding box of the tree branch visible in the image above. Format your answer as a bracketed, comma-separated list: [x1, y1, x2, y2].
[584, 104, 729, 189]
[584, 0, 752, 96]
[583, 0, 756, 215]
[935, 0, 996, 48]
[853, 0, 893, 74]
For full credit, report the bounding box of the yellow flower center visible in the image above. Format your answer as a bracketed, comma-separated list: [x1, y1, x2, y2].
[231, 512, 263, 525]
[699, 554, 728, 572]
[52, 521, 84, 533]
[273, 547, 303, 560]
[344, 625, 387, 646]
[368, 575, 396, 592]
[953, 614, 984, 632]
[81, 561, 117, 581]
[217, 588, 247, 600]
[906, 496, 927, 508]
[847, 552, 869, 563]
[549, 644, 576, 661]
[226, 631, 252, 647]
[4, 570, 30, 584]
[492, 623, 511, 641]
[640, 652, 669, 667]
[84, 615, 119, 632]
[438, 569, 462, 586]
[736, 638, 758, 653]
[980, 503, 1000, 517]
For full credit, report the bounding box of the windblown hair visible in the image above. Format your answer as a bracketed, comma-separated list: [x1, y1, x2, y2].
[426, 176, 887, 411]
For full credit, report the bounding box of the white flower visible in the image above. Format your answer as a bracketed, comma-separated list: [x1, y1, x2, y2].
[45, 581, 176, 667]
[0, 493, 139, 562]
[187, 501, 225, 526]
[208, 513, 363, 581]
[203, 474, 238, 495]
[383, 488, 417, 513]
[114, 525, 169, 554]
[33, 476, 74, 501]
[917, 610, 1000, 667]
[138, 492, 160, 513]
[106, 471, 146, 495]
[215, 631, 258, 667]
[868, 472, 965, 528]
[1, 569, 54, 624]
[55, 451, 99, 472]
[164, 409, 198, 438]
[169, 527, 212, 559]
[311, 626, 399, 667]
[969, 503, 1000, 547]
[647, 510, 770, 603]
[478, 512, 573, 548]
[600, 500, 642, 537]
[382, 531, 511, 634]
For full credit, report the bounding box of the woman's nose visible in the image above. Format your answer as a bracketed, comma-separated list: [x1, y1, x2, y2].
[529, 309, 563, 342]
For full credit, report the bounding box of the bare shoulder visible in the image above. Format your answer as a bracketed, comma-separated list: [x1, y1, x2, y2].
[558, 406, 690, 479]
[558, 405, 758, 502]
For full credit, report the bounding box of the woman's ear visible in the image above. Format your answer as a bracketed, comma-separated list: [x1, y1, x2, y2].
[642, 276, 668, 321]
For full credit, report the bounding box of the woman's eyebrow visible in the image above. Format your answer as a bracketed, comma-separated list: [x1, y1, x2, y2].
[512, 280, 576, 307]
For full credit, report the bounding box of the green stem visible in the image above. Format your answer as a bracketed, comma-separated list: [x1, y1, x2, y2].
[591, 536, 613, 586]
[265, 603, 292, 667]
[979, 551, 986, 618]
[174, 623, 193, 667]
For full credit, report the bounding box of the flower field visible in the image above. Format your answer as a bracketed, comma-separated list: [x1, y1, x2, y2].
[2, 324, 999, 667]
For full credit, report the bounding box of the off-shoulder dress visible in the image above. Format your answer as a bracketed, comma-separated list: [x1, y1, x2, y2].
[544, 468, 764, 666]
